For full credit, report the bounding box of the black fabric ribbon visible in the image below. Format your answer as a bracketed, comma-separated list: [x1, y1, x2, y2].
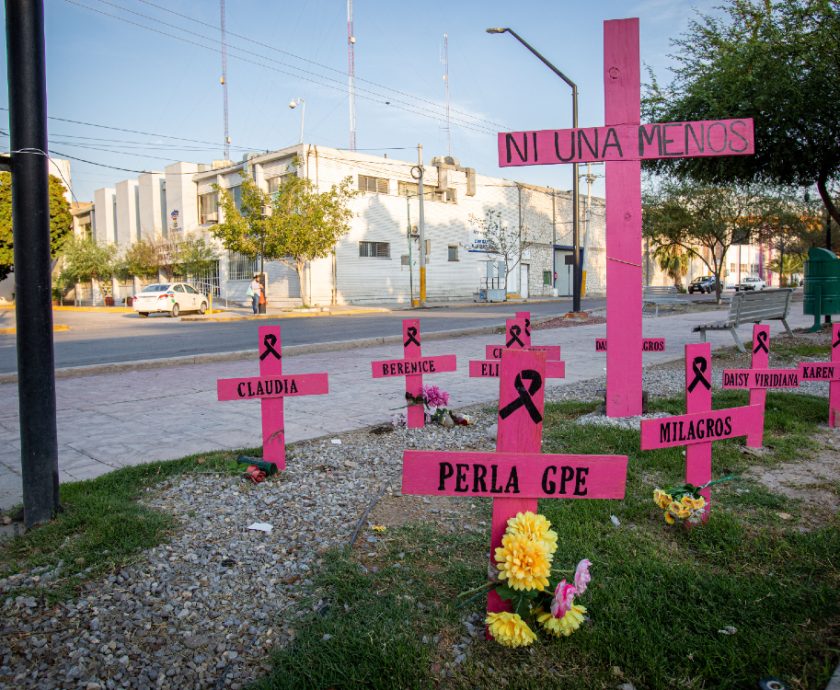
[404, 326, 420, 348]
[834, 331, 840, 349]
[499, 370, 543, 423]
[524, 318, 531, 337]
[753, 330, 769, 354]
[687, 356, 711, 393]
[506, 324, 524, 348]
[260, 333, 281, 361]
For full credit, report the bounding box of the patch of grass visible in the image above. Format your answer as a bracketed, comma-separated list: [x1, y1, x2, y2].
[769, 340, 831, 360]
[256, 393, 840, 690]
[0, 450, 242, 603]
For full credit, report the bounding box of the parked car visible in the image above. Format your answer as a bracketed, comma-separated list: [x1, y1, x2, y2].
[132, 282, 208, 317]
[734, 276, 766, 292]
[687, 276, 719, 294]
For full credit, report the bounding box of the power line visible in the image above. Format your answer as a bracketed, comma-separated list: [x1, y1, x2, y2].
[63, 0, 499, 136]
[134, 0, 510, 131]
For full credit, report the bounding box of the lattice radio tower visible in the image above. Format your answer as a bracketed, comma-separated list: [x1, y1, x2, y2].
[220, 0, 230, 160]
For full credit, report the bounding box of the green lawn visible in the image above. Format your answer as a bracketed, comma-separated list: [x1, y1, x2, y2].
[256, 392, 840, 690]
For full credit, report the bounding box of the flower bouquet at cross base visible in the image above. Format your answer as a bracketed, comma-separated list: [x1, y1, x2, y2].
[402, 385, 473, 428]
[653, 474, 737, 525]
[459, 511, 592, 648]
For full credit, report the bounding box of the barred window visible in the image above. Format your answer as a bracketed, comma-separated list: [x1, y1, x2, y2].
[358, 175, 389, 194]
[359, 241, 390, 258]
[228, 252, 258, 280]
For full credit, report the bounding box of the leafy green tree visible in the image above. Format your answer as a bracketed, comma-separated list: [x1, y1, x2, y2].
[643, 180, 781, 303]
[175, 236, 217, 279]
[652, 244, 690, 288]
[644, 0, 840, 228]
[60, 236, 116, 284]
[0, 171, 73, 281]
[468, 209, 532, 293]
[118, 238, 158, 279]
[210, 170, 355, 305]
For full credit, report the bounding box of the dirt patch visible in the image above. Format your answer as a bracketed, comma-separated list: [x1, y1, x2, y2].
[368, 493, 484, 534]
[534, 314, 606, 330]
[746, 427, 840, 526]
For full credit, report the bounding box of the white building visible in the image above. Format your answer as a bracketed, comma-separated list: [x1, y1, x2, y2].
[89, 144, 607, 306]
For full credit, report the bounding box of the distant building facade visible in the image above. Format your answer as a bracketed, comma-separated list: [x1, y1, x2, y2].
[89, 144, 608, 306]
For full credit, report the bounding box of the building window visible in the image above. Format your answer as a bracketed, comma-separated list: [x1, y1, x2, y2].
[396, 181, 456, 203]
[358, 175, 389, 194]
[401, 254, 410, 266]
[267, 175, 289, 195]
[228, 252, 258, 280]
[230, 185, 242, 212]
[359, 241, 390, 258]
[543, 270, 552, 286]
[448, 245, 459, 262]
[198, 192, 218, 225]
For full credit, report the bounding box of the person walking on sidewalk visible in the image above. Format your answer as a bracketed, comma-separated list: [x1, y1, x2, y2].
[248, 274, 261, 315]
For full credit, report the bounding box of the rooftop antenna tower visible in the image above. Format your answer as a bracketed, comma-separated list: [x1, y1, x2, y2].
[220, 0, 230, 160]
[442, 33, 452, 156]
[347, 0, 357, 150]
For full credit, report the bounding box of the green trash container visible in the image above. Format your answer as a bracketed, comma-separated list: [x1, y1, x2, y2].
[803, 247, 840, 331]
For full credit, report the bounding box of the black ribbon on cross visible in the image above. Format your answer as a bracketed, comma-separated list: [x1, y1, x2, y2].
[687, 356, 711, 393]
[834, 331, 840, 349]
[753, 331, 769, 355]
[259, 333, 282, 361]
[506, 325, 524, 348]
[499, 369, 543, 423]
[404, 326, 420, 348]
[524, 318, 531, 337]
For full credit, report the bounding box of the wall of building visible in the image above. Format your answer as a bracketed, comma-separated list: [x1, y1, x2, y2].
[138, 173, 166, 240]
[92, 188, 116, 244]
[115, 179, 139, 246]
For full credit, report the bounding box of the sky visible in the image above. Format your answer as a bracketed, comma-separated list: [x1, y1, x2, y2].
[1, 0, 722, 202]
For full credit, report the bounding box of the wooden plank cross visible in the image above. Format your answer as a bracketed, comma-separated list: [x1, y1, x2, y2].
[217, 325, 329, 470]
[402, 348, 628, 623]
[640, 343, 762, 520]
[474, 316, 564, 379]
[594, 338, 665, 353]
[797, 323, 840, 428]
[497, 18, 755, 418]
[721, 325, 800, 447]
[370, 319, 457, 428]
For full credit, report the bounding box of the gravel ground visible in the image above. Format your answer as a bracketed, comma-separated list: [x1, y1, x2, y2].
[0, 330, 834, 689]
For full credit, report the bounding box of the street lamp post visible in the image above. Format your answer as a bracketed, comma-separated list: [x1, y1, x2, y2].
[288, 98, 305, 145]
[486, 27, 581, 313]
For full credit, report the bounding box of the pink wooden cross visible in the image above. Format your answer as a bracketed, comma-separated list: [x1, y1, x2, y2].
[640, 343, 762, 520]
[370, 319, 457, 428]
[474, 316, 564, 379]
[594, 338, 665, 353]
[497, 18, 755, 418]
[797, 323, 840, 427]
[721, 325, 800, 447]
[217, 325, 329, 470]
[402, 348, 628, 623]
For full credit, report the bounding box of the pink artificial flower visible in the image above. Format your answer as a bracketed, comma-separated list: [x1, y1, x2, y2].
[422, 385, 450, 409]
[574, 559, 592, 596]
[550, 580, 576, 618]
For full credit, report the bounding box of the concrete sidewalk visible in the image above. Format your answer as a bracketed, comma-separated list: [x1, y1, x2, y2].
[0, 306, 815, 510]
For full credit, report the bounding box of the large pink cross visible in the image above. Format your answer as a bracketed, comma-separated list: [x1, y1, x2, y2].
[797, 323, 840, 427]
[402, 348, 627, 624]
[217, 326, 329, 470]
[640, 343, 762, 520]
[497, 18, 755, 417]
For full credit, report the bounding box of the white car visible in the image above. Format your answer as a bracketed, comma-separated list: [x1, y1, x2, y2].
[734, 276, 766, 291]
[132, 282, 208, 317]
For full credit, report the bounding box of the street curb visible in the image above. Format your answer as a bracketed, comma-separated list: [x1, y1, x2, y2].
[179, 307, 391, 322]
[0, 322, 520, 384]
[0, 324, 70, 335]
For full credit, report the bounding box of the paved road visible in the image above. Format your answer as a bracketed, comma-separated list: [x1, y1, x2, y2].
[0, 298, 609, 373]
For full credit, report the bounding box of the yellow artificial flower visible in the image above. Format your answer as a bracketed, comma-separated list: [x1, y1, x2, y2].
[536, 604, 587, 637]
[664, 511, 676, 525]
[494, 533, 551, 591]
[668, 500, 691, 520]
[653, 489, 672, 510]
[505, 511, 558, 555]
[485, 612, 537, 648]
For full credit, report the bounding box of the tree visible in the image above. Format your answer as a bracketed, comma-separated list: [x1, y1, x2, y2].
[468, 209, 532, 294]
[643, 180, 781, 303]
[644, 0, 840, 228]
[210, 171, 355, 306]
[652, 244, 690, 288]
[59, 236, 116, 305]
[175, 236, 218, 279]
[118, 238, 158, 279]
[0, 171, 73, 281]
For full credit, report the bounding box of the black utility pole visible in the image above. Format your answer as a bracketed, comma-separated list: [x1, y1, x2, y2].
[6, 0, 60, 526]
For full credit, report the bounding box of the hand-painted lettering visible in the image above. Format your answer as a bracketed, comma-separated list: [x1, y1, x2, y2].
[574, 467, 589, 496]
[438, 462, 453, 491]
[455, 463, 469, 492]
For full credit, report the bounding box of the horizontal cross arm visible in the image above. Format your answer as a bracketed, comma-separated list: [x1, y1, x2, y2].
[640, 404, 762, 450]
[469, 359, 565, 379]
[498, 118, 754, 167]
[722, 368, 801, 389]
[217, 373, 329, 401]
[371, 354, 457, 378]
[402, 450, 627, 499]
